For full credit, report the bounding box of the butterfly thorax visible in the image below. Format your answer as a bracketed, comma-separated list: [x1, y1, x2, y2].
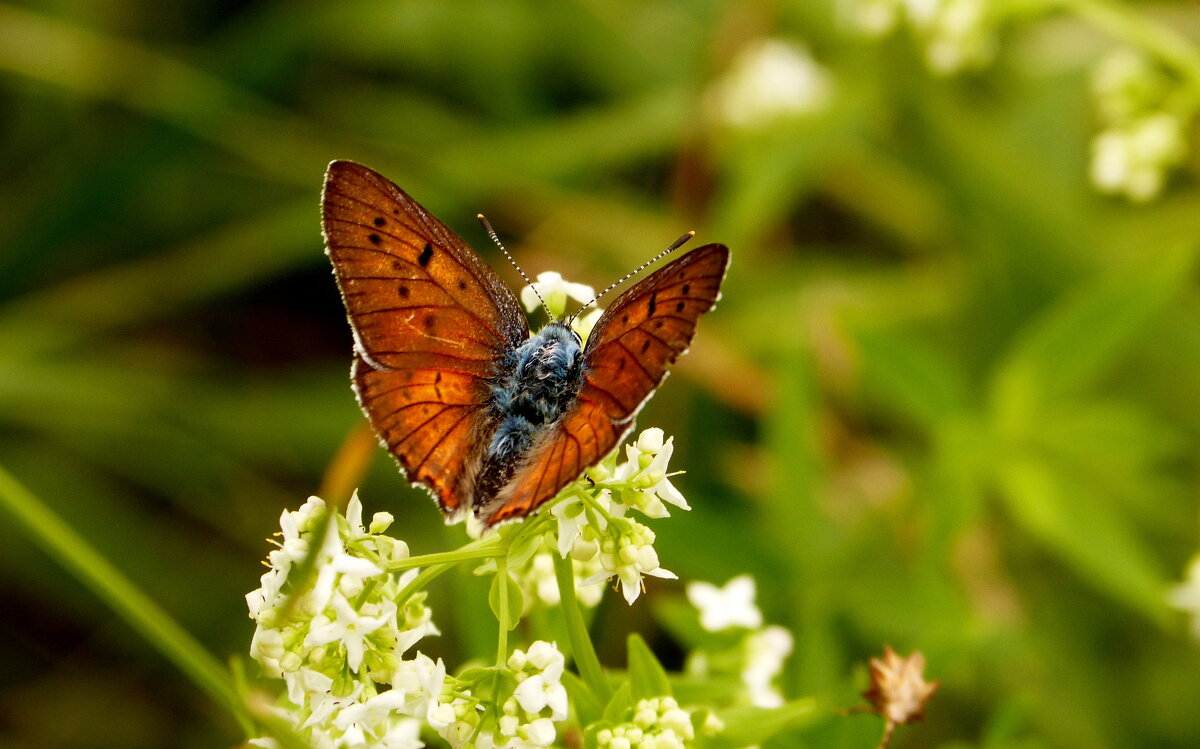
[472, 321, 583, 507]
[486, 321, 583, 457]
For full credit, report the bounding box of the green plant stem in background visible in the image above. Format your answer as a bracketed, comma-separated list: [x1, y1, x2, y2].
[553, 551, 611, 703]
[1053, 0, 1200, 91]
[0, 463, 251, 734]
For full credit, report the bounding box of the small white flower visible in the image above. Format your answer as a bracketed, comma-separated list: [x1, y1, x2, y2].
[304, 594, 394, 673]
[687, 575, 764, 631]
[511, 641, 569, 720]
[524, 717, 557, 746]
[378, 716, 423, 749]
[587, 520, 677, 604]
[742, 625, 794, 708]
[520, 271, 595, 320]
[370, 511, 395, 534]
[390, 652, 447, 719]
[709, 39, 833, 129]
[1169, 555, 1200, 639]
[609, 428, 690, 517]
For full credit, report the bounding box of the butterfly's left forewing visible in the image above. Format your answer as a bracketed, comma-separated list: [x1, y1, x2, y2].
[482, 243, 730, 525]
[323, 161, 528, 518]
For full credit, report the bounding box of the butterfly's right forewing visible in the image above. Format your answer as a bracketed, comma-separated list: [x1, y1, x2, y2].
[482, 243, 730, 525]
[322, 161, 528, 517]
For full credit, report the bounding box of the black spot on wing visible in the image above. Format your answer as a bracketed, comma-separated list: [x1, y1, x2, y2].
[418, 243, 434, 267]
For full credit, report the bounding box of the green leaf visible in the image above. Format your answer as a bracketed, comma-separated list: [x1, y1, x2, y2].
[856, 327, 967, 425]
[627, 633, 671, 700]
[561, 670, 603, 728]
[997, 456, 1170, 623]
[706, 700, 821, 748]
[488, 571, 523, 631]
[992, 244, 1198, 431]
[601, 682, 634, 726]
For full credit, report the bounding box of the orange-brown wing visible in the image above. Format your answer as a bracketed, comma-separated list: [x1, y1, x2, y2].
[322, 160, 528, 517]
[482, 243, 730, 525]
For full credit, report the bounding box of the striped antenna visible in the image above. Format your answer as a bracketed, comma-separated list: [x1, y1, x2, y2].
[477, 214, 551, 320]
[569, 230, 695, 324]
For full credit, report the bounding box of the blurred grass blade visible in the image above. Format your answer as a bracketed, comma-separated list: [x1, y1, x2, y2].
[0, 200, 316, 358]
[991, 244, 1198, 432]
[0, 4, 333, 184]
[0, 462, 249, 731]
[707, 700, 820, 748]
[997, 456, 1170, 623]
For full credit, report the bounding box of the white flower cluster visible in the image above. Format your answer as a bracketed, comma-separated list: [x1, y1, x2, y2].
[1089, 48, 1191, 202]
[685, 576, 794, 709]
[551, 428, 691, 605]
[707, 39, 833, 129]
[430, 642, 569, 749]
[596, 697, 695, 749]
[247, 496, 571, 749]
[247, 494, 441, 747]
[841, 0, 996, 74]
[247, 495, 436, 688]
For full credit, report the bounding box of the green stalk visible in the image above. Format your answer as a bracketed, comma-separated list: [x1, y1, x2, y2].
[0, 463, 250, 733]
[385, 537, 505, 572]
[553, 552, 611, 703]
[1051, 0, 1200, 90]
[496, 553, 510, 668]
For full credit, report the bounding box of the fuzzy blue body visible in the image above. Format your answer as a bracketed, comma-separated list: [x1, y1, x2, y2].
[476, 321, 584, 499]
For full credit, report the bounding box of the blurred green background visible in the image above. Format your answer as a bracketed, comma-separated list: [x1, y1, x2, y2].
[2, 1, 1199, 747]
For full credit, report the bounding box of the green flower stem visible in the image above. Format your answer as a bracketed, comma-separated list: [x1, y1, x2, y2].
[0, 463, 251, 734]
[552, 551, 611, 703]
[1051, 0, 1200, 90]
[496, 553, 510, 668]
[386, 537, 505, 572]
[395, 560, 456, 607]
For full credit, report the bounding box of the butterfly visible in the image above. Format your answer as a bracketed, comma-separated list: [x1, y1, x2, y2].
[321, 160, 730, 526]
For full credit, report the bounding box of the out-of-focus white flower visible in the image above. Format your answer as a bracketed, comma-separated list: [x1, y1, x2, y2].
[687, 575, 764, 632]
[1169, 555, 1200, 639]
[742, 626, 794, 708]
[1086, 46, 1190, 204]
[1092, 48, 1171, 124]
[841, 0, 995, 74]
[922, 0, 992, 73]
[521, 271, 595, 320]
[709, 39, 833, 129]
[520, 548, 605, 609]
[1090, 112, 1186, 202]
